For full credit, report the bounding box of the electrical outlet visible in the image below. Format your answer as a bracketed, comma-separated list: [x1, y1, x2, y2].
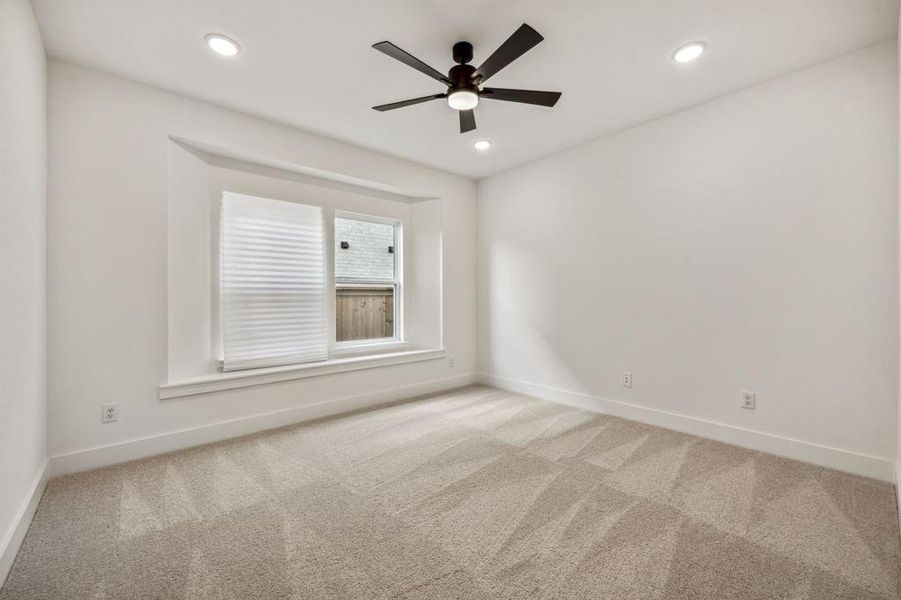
[448, 357, 455, 368]
[741, 391, 756, 410]
[622, 372, 632, 388]
[102, 403, 119, 423]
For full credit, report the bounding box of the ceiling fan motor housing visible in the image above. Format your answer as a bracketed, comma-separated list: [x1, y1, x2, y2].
[452, 41, 473, 65]
[448, 63, 478, 93]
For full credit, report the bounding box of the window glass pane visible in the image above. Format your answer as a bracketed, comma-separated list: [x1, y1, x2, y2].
[335, 217, 395, 280]
[335, 285, 395, 342]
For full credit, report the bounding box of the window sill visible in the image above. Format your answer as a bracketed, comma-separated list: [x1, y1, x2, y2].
[330, 340, 408, 357]
[159, 348, 446, 400]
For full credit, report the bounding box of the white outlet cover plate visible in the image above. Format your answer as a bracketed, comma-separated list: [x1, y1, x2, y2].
[741, 391, 756, 410]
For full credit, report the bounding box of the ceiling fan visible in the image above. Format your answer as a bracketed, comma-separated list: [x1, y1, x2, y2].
[372, 23, 561, 133]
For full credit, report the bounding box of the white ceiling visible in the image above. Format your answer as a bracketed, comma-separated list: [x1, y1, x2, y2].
[32, 0, 899, 179]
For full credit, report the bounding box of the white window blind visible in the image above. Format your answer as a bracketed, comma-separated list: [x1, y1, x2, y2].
[220, 192, 327, 371]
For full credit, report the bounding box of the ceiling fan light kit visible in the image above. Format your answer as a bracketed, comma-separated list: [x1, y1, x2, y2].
[372, 23, 561, 133]
[448, 90, 479, 111]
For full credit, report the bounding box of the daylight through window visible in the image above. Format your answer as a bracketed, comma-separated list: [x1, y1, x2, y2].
[334, 213, 400, 344]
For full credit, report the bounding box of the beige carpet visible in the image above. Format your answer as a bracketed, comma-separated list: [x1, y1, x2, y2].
[2, 385, 899, 599]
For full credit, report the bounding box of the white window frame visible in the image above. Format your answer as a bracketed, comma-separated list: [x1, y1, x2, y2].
[331, 210, 404, 355]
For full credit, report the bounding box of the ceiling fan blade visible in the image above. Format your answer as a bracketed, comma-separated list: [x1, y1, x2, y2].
[373, 41, 452, 85]
[481, 87, 561, 107]
[459, 109, 476, 133]
[372, 94, 446, 112]
[472, 23, 544, 84]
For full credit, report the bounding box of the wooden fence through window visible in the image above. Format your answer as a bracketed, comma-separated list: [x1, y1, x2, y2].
[336, 286, 394, 342]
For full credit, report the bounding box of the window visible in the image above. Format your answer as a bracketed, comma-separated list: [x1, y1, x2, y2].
[334, 213, 401, 345]
[219, 192, 327, 370]
[217, 193, 404, 372]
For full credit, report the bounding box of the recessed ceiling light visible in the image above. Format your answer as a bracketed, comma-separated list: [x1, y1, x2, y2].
[672, 41, 706, 63]
[205, 33, 241, 57]
[473, 140, 491, 151]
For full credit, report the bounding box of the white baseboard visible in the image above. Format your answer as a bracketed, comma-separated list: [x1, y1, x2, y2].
[480, 373, 895, 482]
[895, 461, 901, 535]
[0, 460, 48, 587]
[50, 373, 478, 477]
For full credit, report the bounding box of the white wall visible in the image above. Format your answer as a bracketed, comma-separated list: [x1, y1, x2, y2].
[47, 61, 476, 469]
[478, 41, 898, 475]
[0, 0, 48, 582]
[897, 14, 900, 504]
